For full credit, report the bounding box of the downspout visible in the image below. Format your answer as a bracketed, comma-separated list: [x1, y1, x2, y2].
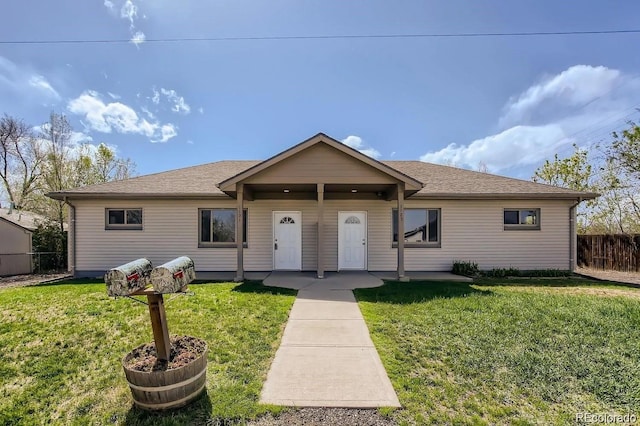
[569, 197, 582, 272]
[63, 196, 76, 277]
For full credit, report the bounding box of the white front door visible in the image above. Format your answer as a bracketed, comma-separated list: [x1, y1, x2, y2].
[338, 211, 367, 270]
[273, 211, 302, 270]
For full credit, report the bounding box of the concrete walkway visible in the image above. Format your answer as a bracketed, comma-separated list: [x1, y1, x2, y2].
[260, 272, 401, 407]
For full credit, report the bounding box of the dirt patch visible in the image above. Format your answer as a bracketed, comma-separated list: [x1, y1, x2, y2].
[123, 335, 206, 372]
[0, 273, 71, 289]
[575, 267, 640, 286]
[248, 408, 397, 426]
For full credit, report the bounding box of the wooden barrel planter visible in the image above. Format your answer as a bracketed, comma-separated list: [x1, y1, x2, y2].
[122, 339, 208, 411]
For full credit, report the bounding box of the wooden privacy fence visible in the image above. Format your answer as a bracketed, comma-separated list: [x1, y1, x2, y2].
[578, 234, 640, 272]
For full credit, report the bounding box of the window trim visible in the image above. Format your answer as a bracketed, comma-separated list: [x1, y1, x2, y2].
[198, 208, 248, 248]
[105, 208, 143, 230]
[391, 208, 441, 248]
[503, 208, 541, 231]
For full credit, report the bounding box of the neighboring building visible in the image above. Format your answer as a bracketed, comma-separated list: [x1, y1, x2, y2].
[0, 208, 42, 276]
[48, 133, 597, 279]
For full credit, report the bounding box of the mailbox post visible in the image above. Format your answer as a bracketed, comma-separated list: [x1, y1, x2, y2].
[106, 256, 206, 410]
[136, 288, 172, 361]
[105, 256, 196, 363]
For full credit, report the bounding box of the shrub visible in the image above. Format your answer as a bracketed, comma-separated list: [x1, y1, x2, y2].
[452, 260, 479, 276]
[32, 221, 67, 272]
[523, 269, 572, 277]
[484, 267, 521, 278]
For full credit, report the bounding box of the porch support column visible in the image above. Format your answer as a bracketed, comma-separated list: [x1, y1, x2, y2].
[397, 182, 406, 280]
[317, 183, 325, 279]
[235, 183, 244, 282]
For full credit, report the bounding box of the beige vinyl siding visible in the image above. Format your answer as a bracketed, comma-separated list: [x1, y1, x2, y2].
[244, 143, 396, 185]
[73, 197, 573, 273]
[74, 199, 238, 272]
[0, 221, 32, 276]
[401, 199, 573, 271]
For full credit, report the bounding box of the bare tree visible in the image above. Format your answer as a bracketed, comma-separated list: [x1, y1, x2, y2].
[0, 114, 44, 210]
[38, 112, 73, 232]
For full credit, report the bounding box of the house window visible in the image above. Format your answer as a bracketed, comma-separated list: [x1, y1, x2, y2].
[105, 208, 143, 230]
[392, 208, 440, 247]
[199, 209, 248, 247]
[504, 209, 540, 230]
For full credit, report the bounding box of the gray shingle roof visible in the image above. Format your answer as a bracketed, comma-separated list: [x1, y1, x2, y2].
[385, 161, 596, 199]
[0, 208, 48, 231]
[48, 160, 596, 200]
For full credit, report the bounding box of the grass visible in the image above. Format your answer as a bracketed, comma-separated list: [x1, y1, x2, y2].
[355, 278, 640, 425]
[0, 280, 296, 425]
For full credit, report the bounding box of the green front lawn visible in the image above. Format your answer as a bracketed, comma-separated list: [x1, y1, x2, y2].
[0, 280, 296, 425]
[356, 279, 640, 425]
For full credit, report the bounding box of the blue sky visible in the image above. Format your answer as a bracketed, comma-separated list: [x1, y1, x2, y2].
[1, 0, 639, 181]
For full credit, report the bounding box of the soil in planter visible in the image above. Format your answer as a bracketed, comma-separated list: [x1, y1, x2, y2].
[124, 335, 206, 372]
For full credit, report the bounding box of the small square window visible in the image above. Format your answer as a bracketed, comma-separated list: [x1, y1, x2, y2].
[504, 209, 540, 230]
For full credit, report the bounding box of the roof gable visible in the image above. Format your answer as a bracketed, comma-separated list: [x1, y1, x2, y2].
[218, 133, 423, 193]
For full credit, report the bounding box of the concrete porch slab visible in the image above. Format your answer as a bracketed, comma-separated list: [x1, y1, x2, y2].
[370, 271, 473, 282]
[263, 271, 385, 290]
[194, 271, 271, 281]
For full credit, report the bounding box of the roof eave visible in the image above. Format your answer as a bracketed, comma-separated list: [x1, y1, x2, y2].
[409, 192, 600, 200]
[46, 192, 233, 200]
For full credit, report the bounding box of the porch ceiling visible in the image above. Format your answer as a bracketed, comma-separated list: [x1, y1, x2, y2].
[244, 183, 401, 200]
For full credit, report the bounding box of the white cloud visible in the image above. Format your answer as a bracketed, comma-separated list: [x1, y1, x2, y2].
[151, 88, 160, 104]
[70, 131, 93, 145]
[198, 107, 204, 115]
[28, 75, 60, 99]
[67, 90, 178, 143]
[421, 65, 640, 172]
[0, 56, 61, 102]
[341, 135, 381, 159]
[103, 0, 145, 46]
[107, 91, 121, 100]
[130, 31, 146, 45]
[153, 124, 178, 143]
[120, 0, 138, 26]
[160, 88, 191, 114]
[421, 125, 568, 171]
[500, 65, 621, 128]
[140, 106, 155, 120]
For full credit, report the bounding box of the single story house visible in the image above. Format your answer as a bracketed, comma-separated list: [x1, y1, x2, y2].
[48, 133, 597, 279]
[0, 207, 41, 276]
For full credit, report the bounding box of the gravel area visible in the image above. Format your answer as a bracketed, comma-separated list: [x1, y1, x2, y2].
[0, 273, 71, 289]
[247, 408, 397, 426]
[575, 267, 640, 286]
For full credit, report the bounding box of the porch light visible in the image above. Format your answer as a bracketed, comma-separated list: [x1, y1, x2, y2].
[283, 189, 290, 193]
[351, 189, 358, 193]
